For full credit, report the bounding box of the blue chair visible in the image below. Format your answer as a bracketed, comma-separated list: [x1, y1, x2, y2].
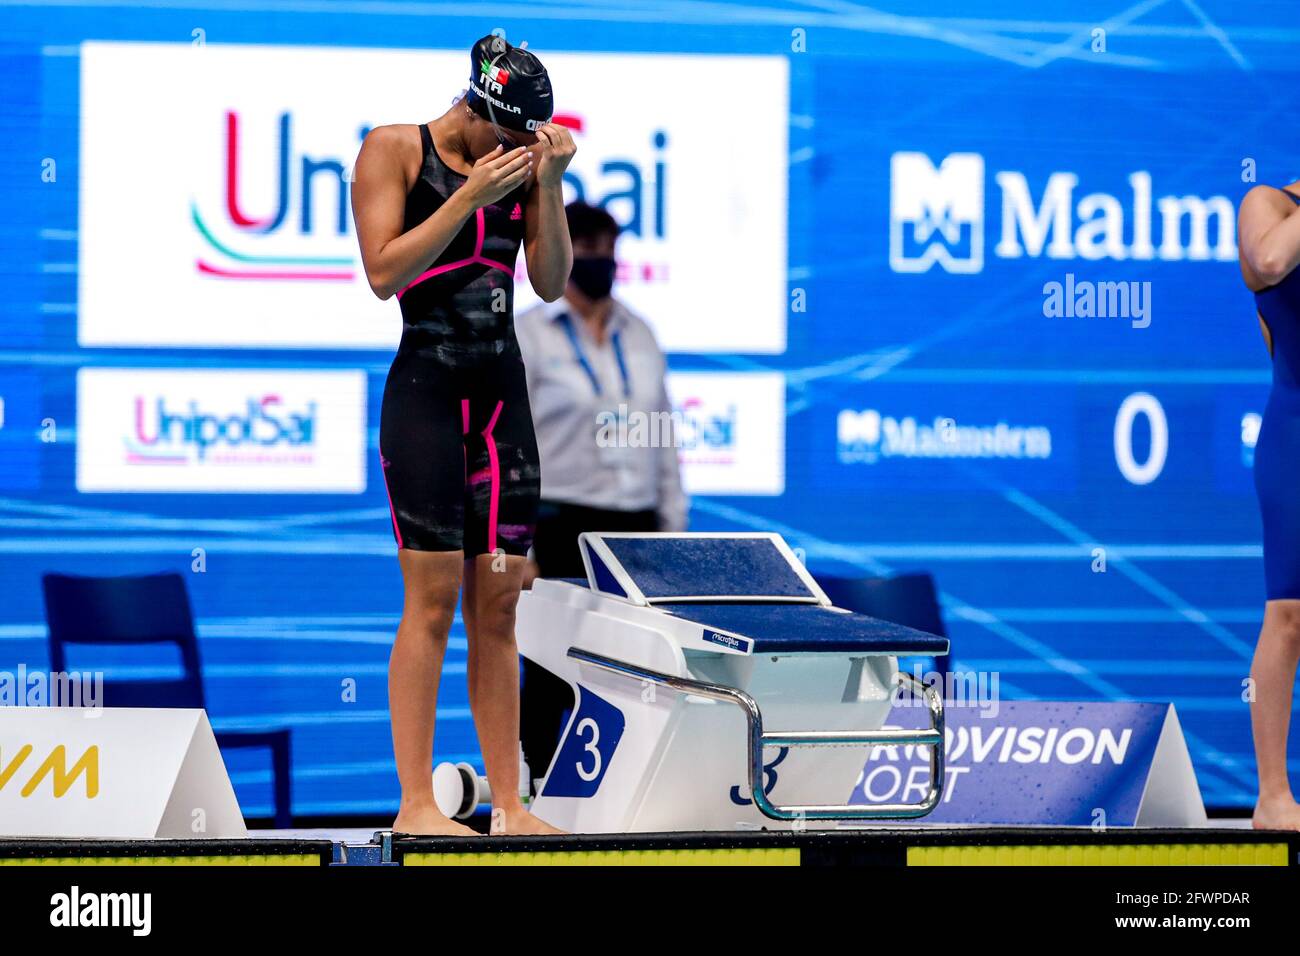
[816, 572, 950, 677]
[42, 571, 293, 828]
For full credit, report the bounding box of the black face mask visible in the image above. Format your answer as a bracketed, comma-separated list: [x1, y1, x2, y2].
[569, 256, 617, 301]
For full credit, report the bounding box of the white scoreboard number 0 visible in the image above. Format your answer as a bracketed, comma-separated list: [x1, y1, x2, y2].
[1114, 392, 1169, 486]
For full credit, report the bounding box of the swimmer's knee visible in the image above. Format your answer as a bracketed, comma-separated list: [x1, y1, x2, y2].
[470, 588, 520, 639]
[1266, 602, 1300, 646]
[403, 595, 458, 641]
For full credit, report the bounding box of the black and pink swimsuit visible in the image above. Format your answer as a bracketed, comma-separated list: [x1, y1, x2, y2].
[378, 123, 539, 555]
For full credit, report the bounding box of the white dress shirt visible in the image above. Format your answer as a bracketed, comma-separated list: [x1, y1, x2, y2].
[515, 296, 689, 531]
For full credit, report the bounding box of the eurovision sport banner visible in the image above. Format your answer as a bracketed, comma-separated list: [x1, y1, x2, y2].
[851, 700, 1207, 828]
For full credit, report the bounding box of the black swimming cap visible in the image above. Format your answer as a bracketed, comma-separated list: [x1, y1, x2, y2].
[466, 34, 553, 133]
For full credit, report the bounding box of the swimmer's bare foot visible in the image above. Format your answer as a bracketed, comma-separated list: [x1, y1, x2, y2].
[490, 804, 567, 835]
[393, 802, 478, 837]
[1253, 794, 1300, 831]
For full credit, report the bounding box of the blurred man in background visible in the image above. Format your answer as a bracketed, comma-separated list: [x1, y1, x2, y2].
[515, 200, 687, 788]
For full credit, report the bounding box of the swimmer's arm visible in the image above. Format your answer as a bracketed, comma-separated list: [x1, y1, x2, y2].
[523, 179, 571, 302]
[1239, 186, 1300, 286]
[351, 125, 476, 301]
[524, 124, 577, 302]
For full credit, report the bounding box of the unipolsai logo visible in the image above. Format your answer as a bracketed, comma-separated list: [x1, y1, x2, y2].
[837, 408, 883, 464]
[126, 392, 318, 466]
[191, 110, 360, 282]
[675, 396, 737, 463]
[556, 112, 670, 287]
[889, 152, 984, 274]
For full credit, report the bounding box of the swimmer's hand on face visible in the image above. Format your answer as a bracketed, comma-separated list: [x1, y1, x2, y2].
[462, 145, 533, 209]
[533, 124, 577, 190]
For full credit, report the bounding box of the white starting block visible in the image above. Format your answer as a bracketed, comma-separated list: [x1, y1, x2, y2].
[517, 532, 949, 832]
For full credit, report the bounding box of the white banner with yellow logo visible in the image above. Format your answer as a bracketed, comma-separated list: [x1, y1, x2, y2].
[0, 708, 246, 839]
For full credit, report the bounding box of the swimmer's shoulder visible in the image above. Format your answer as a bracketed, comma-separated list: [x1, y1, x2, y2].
[358, 124, 426, 186]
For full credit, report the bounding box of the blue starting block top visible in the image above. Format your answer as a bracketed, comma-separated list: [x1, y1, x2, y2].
[570, 532, 949, 656]
[578, 532, 824, 604]
[661, 602, 949, 656]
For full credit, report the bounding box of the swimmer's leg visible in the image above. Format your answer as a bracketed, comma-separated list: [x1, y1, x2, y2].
[389, 548, 478, 837]
[462, 552, 564, 835]
[1252, 599, 1300, 831]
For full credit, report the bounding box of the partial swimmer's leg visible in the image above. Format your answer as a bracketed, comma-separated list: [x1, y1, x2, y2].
[1251, 598, 1300, 830]
[460, 357, 555, 834]
[389, 548, 477, 836]
[380, 348, 474, 834]
[462, 552, 565, 835]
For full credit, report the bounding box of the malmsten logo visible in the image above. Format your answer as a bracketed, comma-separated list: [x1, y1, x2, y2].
[890, 151, 1237, 274]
